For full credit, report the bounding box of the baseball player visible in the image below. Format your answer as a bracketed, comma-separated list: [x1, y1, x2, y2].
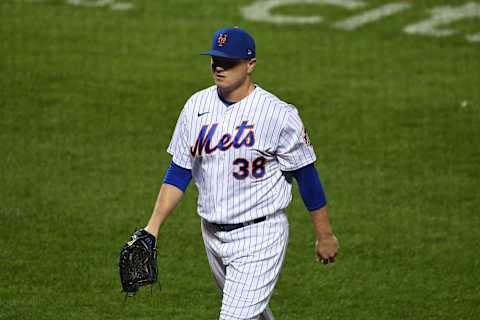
[143, 27, 339, 320]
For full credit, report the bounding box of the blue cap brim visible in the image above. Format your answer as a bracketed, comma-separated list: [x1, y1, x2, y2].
[200, 49, 246, 60]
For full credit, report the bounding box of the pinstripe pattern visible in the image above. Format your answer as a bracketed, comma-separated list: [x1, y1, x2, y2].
[167, 85, 316, 224]
[202, 211, 288, 320]
[167, 85, 316, 319]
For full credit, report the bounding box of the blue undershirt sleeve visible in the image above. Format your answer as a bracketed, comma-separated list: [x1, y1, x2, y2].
[290, 163, 327, 211]
[163, 160, 193, 192]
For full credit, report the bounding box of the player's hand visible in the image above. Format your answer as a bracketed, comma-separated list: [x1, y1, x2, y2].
[315, 234, 339, 265]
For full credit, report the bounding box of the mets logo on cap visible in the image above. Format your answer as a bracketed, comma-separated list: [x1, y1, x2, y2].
[217, 33, 228, 47]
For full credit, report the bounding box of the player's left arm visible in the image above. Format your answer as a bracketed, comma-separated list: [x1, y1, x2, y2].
[290, 163, 339, 264]
[310, 206, 339, 264]
[276, 107, 339, 264]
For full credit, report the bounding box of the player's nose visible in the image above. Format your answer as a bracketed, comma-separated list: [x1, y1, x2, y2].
[211, 63, 225, 72]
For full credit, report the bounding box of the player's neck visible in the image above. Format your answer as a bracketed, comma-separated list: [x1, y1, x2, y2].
[218, 80, 255, 103]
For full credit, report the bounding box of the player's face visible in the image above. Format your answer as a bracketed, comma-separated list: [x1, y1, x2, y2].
[211, 57, 256, 91]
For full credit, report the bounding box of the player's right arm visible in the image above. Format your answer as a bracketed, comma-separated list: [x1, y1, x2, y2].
[145, 99, 194, 238]
[144, 159, 193, 237]
[144, 183, 185, 238]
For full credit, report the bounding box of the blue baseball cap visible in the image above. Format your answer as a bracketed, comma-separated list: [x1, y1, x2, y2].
[201, 27, 256, 60]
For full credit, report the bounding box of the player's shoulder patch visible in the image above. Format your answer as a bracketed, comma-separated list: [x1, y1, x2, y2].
[303, 126, 312, 146]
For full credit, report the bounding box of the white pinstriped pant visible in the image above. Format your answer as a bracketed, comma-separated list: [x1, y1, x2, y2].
[201, 211, 289, 320]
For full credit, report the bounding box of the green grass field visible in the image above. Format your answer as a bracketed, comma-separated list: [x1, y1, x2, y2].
[1, 0, 479, 319]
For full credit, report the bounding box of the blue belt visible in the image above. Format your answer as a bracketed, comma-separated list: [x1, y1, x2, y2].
[210, 216, 267, 232]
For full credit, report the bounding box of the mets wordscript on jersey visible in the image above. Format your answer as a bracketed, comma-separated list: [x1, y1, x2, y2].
[190, 121, 255, 157]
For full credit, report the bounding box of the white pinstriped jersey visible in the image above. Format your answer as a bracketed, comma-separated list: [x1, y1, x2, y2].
[167, 85, 316, 224]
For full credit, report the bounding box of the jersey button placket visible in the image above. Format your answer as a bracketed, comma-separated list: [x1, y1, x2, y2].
[219, 107, 231, 160]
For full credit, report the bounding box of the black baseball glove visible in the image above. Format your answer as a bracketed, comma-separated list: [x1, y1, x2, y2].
[119, 229, 158, 295]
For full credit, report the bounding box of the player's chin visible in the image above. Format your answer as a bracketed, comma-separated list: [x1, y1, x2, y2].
[214, 78, 230, 89]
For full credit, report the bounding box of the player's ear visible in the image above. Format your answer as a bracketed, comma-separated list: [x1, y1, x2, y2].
[247, 58, 256, 74]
